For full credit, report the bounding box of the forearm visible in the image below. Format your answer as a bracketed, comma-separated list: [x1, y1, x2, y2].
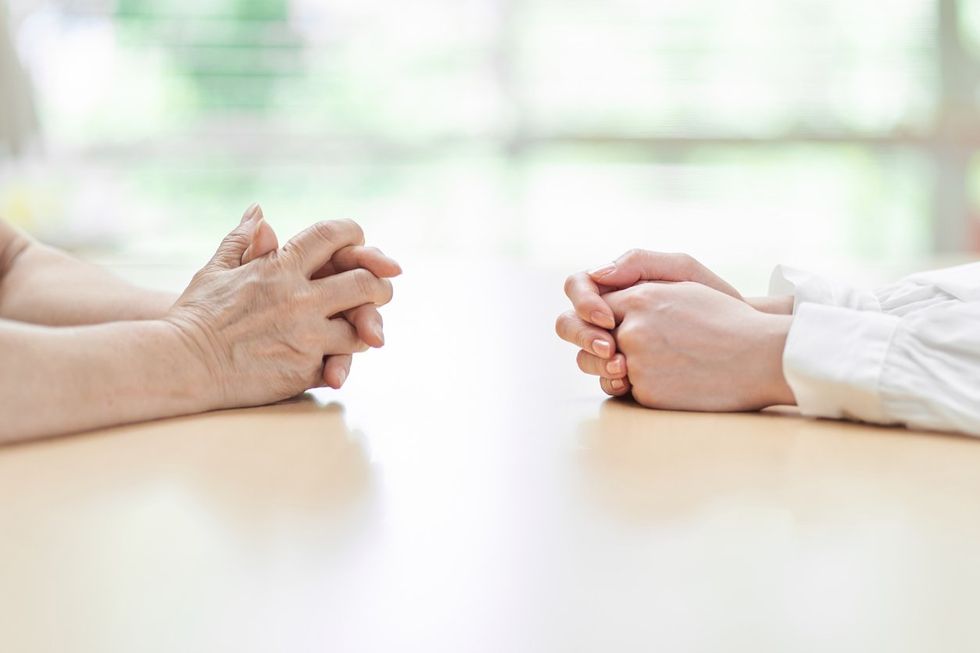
[0, 318, 215, 443]
[758, 313, 796, 406]
[0, 239, 176, 325]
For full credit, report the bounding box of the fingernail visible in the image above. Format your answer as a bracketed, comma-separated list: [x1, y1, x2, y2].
[611, 379, 625, 391]
[589, 263, 616, 278]
[590, 311, 614, 329]
[241, 202, 262, 224]
[336, 368, 347, 386]
[606, 358, 623, 375]
[372, 322, 385, 346]
[241, 244, 253, 264]
[592, 339, 611, 357]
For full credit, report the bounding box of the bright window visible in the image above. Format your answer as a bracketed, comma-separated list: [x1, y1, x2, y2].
[1, 0, 978, 286]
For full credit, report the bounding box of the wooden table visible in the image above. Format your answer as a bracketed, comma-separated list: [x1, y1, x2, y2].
[3, 262, 980, 652]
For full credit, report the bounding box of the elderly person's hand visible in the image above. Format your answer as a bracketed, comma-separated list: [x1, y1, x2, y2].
[237, 204, 399, 388]
[0, 206, 401, 441]
[556, 249, 793, 397]
[599, 281, 794, 411]
[166, 206, 398, 409]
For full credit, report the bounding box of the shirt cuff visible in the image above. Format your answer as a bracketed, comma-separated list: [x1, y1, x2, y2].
[769, 265, 881, 313]
[783, 303, 900, 424]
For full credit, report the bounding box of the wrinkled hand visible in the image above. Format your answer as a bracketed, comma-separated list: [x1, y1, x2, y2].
[238, 204, 400, 388]
[166, 207, 398, 409]
[557, 249, 744, 397]
[602, 281, 794, 411]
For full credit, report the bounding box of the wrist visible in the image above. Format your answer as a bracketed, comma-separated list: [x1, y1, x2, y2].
[757, 314, 796, 407]
[156, 314, 227, 412]
[746, 295, 794, 315]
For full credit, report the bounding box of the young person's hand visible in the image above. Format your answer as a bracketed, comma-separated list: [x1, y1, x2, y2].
[557, 250, 793, 396]
[600, 281, 795, 411]
[165, 208, 399, 409]
[237, 205, 400, 388]
[557, 250, 743, 396]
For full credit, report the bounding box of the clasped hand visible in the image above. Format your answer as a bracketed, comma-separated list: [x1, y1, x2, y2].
[556, 250, 795, 411]
[166, 204, 401, 411]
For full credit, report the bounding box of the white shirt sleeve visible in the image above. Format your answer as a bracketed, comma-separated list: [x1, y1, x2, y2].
[770, 262, 980, 316]
[769, 265, 881, 312]
[772, 263, 980, 437]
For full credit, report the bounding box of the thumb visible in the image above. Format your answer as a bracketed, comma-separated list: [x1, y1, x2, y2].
[241, 216, 280, 264]
[587, 250, 687, 288]
[209, 203, 263, 269]
[588, 250, 742, 299]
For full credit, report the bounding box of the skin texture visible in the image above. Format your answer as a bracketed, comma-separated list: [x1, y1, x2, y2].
[166, 210, 395, 408]
[0, 206, 399, 442]
[237, 204, 399, 388]
[557, 249, 797, 409]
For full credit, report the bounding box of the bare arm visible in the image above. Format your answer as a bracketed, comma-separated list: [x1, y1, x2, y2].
[0, 219, 176, 325]
[0, 317, 211, 442]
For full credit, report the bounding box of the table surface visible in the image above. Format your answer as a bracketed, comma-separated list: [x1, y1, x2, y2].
[3, 262, 980, 653]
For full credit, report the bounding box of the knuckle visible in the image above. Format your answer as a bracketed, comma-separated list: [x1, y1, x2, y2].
[295, 286, 318, 310]
[634, 283, 659, 302]
[577, 325, 596, 350]
[299, 329, 322, 354]
[331, 320, 366, 352]
[576, 349, 591, 372]
[674, 252, 698, 274]
[621, 292, 643, 312]
[327, 320, 355, 348]
[563, 274, 578, 296]
[267, 252, 290, 273]
[616, 323, 641, 350]
[364, 305, 384, 323]
[236, 271, 262, 295]
[336, 355, 354, 371]
[623, 247, 645, 261]
[376, 277, 394, 305]
[350, 268, 374, 296]
[350, 269, 391, 304]
[555, 310, 574, 336]
[336, 218, 364, 243]
[618, 248, 647, 267]
[311, 220, 340, 243]
[223, 228, 252, 251]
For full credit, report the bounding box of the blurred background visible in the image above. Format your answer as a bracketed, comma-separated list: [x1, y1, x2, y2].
[2, 0, 980, 292]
